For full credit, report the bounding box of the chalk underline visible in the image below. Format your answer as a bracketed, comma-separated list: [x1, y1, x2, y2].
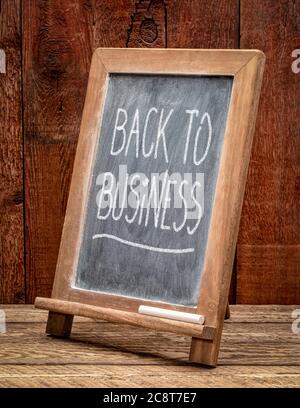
[92, 233, 194, 254]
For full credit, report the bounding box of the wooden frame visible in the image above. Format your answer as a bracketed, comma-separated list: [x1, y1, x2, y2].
[35, 48, 265, 366]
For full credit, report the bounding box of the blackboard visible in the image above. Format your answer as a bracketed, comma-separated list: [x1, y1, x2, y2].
[36, 48, 265, 367]
[74, 73, 232, 307]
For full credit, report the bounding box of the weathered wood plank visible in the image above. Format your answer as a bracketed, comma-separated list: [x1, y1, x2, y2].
[1, 340, 298, 367]
[0, 0, 24, 303]
[167, 0, 239, 49]
[238, 0, 300, 303]
[1, 321, 299, 366]
[228, 305, 299, 323]
[0, 365, 300, 388]
[127, 0, 166, 47]
[0, 306, 299, 386]
[237, 245, 300, 304]
[3, 321, 300, 344]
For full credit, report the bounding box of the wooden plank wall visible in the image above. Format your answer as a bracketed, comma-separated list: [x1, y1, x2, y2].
[0, 0, 299, 304]
[238, 0, 300, 303]
[0, 0, 24, 303]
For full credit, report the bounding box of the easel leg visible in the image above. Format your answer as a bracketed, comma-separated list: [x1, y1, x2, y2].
[189, 322, 224, 367]
[46, 311, 73, 338]
[225, 302, 230, 320]
[189, 303, 230, 366]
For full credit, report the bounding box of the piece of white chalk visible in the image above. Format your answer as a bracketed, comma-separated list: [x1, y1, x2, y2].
[138, 305, 205, 325]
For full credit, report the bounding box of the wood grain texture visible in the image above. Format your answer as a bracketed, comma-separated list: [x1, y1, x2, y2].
[237, 245, 300, 304]
[127, 0, 166, 47]
[2, 322, 299, 365]
[238, 0, 300, 303]
[0, 305, 300, 387]
[0, 0, 24, 303]
[1, 365, 300, 388]
[23, 0, 134, 303]
[167, 0, 239, 49]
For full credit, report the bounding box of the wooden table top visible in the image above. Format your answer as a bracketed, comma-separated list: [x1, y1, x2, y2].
[0, 305, 299, 388]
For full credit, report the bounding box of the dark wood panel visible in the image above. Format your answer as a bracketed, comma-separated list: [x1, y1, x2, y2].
[23, 0, 135, 302]
[238, 0, 300, 303]
[167, 0, 239, 48]
[0, 0, 24, 303]
[127, 0, 166, 47]
[237, 245, 300, 304]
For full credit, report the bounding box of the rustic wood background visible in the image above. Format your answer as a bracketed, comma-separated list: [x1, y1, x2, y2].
[0, 0, 299, 304]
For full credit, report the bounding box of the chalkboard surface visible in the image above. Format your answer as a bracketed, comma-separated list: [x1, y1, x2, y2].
[74, 74, 232, 307]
